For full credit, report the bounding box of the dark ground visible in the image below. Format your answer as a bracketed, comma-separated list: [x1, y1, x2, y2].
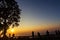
[0, 30, 60, 40]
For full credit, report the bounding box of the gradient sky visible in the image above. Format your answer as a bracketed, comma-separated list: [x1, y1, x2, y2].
[7, 0, 60, 36]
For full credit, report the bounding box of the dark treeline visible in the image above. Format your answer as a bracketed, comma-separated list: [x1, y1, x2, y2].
[0, 30, 60, 40]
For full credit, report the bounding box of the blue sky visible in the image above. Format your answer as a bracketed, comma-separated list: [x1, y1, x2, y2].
[14, 0, 60, 35]
[16, 0, 60, 24]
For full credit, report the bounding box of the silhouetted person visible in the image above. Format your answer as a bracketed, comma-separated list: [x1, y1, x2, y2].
[9, 34, 11, 38]
[55, 30, 60, 36]
[37, 32, 42, 40]
[55, 30, 58, 35]
[12, 34, 15, 38]
[37, 32, 41, 37]
[46, 30, 49, 36]
[46, 30, 50, 40]
[58, 30, 60, 35]
[32, 31, 34, 38]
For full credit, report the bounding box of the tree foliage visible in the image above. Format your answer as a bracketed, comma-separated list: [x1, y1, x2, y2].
[0, 0, 21, 36]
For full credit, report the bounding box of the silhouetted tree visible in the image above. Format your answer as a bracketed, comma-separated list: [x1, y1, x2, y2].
[0, 0, 21, 37]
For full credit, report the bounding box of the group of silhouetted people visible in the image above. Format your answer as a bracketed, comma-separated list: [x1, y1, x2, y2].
[0, 30, 60, 40]
[31, 30, 60, 40]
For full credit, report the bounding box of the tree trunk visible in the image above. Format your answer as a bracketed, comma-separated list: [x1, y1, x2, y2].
[3, 28, 7, 38]
[3, 20, 8, 38]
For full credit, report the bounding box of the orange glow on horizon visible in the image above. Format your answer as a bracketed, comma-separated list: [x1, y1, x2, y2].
[6, 24, 60, 36]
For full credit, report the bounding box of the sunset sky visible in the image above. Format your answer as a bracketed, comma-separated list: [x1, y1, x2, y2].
[7, 0, 60, 36]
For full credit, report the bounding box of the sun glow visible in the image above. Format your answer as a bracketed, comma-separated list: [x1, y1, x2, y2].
[11, 29, 14, 33]
[7, 27, 15, 34]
